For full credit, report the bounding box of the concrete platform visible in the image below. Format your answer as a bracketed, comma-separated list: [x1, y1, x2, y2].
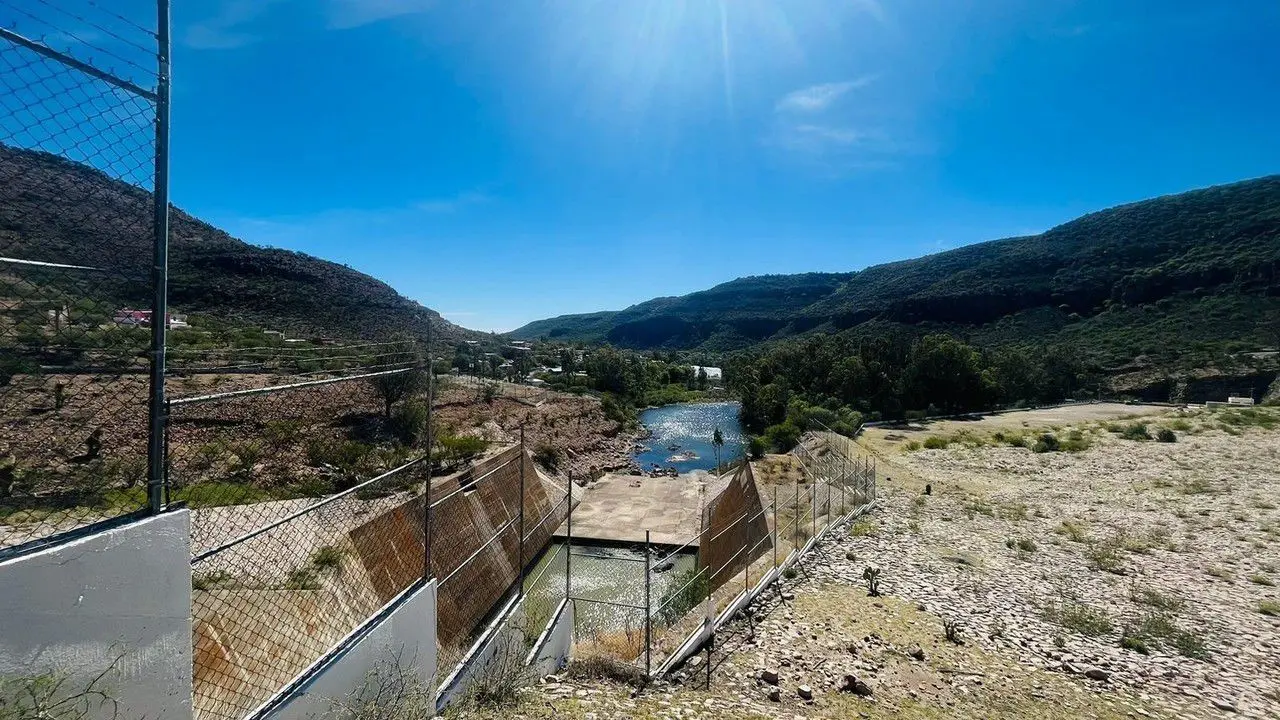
[553, 472, 724, 548]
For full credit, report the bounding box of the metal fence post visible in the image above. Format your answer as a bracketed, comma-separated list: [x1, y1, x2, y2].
[811, 484, 817, 541]
[793, 484, 800, 548]
[644, 530, 652, 678]
[565, 472, 572, 600]
[772, 486, 778, 568]
[145, 0, 173, 515]
[826, 483, 832, 528]
[425, 323, 434, 581]
[518, 425, 526, 598]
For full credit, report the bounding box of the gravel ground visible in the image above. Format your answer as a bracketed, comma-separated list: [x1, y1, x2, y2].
[463, 406, 1279, 720]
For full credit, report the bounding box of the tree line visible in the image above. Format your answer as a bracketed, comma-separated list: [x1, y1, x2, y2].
[727, 333, 1093, 453]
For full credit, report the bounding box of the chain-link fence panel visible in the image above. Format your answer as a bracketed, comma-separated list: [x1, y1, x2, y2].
[166, 363, 426, 556]
[191, 458, 430, 720]
[0, 1, 161, 552]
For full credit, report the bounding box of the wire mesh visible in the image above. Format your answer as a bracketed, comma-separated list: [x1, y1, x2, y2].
[191, 459, 430, 720]
[432, 447, 567, 683]
[167, 362, 427, 557]
[0, 4, 159, 552]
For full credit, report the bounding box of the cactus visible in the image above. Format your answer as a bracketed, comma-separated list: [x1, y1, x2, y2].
[944, 618, 964, 644]
[862, 565, 881, 597]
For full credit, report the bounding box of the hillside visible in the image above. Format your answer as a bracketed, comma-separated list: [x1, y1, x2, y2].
[512, 177, 1280, 363]
[0, 145, 475, 343]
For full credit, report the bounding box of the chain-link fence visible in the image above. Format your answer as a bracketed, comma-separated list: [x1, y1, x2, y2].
[0, 1, 168, 553]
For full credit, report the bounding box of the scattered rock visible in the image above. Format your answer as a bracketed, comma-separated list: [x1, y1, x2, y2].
[907, 645, 926, 661]
[767, 688, 781, 702]
[1083, 667, 1110, 682]
[759, 669, 780, 685]
[840, 674, 874, 697]
[1210, 698, 1237, 713]
[797, 684, 814, 701]
[686, 655, 703, 669]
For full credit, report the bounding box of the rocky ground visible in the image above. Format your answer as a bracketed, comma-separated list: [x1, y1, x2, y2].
[452, 404, 1280, 719]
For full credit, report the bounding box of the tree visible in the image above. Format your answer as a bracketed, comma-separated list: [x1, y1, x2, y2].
[712, 426, 724, 476]
[369, 365, 425, 418]
[696, 366, 709, 391]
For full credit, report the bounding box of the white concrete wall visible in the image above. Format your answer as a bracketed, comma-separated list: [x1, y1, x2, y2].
[262, 580, 438, 720]
[434, 593, 523, 712]
[527, 599, 573, 677]
[0, 511, 193, 720]
[262, 576, 437, 717]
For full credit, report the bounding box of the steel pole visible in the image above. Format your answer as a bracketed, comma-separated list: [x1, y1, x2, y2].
[518, 425, 526, 598]
[772, 486, 778, 568]
[565, 473, 572, 600]
[425, 324, 435, 580]
[644, 530, 652, 678]
[146, 0, 172, 514]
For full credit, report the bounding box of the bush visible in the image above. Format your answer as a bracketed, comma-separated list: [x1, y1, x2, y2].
[390, 401, 430, 446]
[657, 569, 708, 625]
[747, 436, 767, 460]
[1156, 428, 1177, 443]
[922, 436, 950, 450]
[532, 443, 562, 471]
[1032, 433, 1059, 453]
[1044, 600, 1113, 636]
[1119, 422, 1151, 441]
[435, 434, 488, 468]
[763, 421, 802, 453]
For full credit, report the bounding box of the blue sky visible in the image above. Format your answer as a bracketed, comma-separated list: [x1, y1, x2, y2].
[139, 2, 1280, 330]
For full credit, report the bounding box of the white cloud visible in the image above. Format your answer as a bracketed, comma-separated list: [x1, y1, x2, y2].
[775, 77, 875, 113]
[327, 0, 436, 30]
[184, 0, 279, 50]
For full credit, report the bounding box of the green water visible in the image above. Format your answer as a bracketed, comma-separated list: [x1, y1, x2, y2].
[522, 541, 697, 637]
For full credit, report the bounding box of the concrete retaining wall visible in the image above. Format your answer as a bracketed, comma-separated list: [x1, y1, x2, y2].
[526, 598, 574, 677]
[260, 580, 438, 720]
[0, 510, 193, 720]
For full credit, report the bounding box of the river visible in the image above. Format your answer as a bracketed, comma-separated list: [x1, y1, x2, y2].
[634, 401, 744, 473]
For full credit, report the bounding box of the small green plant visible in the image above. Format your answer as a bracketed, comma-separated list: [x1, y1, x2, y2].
[532, 443, 562, 471]
[310, 545, 345, 572]
[903, 440, 922, 452]
[862, 566, 882, 597]
[1119, 422, 1151, 441]
[1249, 574, 1275, 586]
[1122, 613, 1210, 659]
[192, 570, 232, 591]
[922, 436, 950, 450]
[943, 618, 963, 644]
[1206, 566, 1233, 583]
[782, 567, 798, 580]
[1032, 433, 1059, 453]
[1060, 429, 1092, 452]
[1005, 537, 1037, 553]
[1155, 428, 1177, 443]
[657, 569, 709, 624]
[284, 567, 320, 590]
[1085, 540, 1125, 574]
[1044, 599, 1113, 637]
[1259, 600, 1280, 617]
[849, 519, 878, 537]
[1055, 520, 1089, 543]
[1119, 634, 1149, 654]
[1129, 586, 1185, 612]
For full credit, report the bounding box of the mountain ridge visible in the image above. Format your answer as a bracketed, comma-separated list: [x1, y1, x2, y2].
[511, 175, 1280, 362]
[0, 144, 478, 343]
